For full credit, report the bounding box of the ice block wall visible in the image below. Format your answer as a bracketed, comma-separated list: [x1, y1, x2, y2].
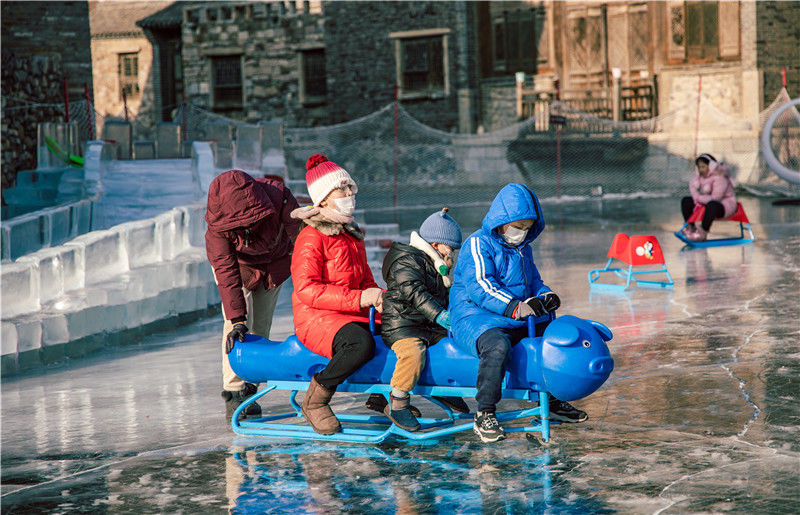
[1, 202, 220, 374]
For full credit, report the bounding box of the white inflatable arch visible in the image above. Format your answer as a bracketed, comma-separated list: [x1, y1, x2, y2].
[760, 98, 800, 185]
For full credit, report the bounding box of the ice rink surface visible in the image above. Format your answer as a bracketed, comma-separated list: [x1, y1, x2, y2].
[2, 196, 799, 513]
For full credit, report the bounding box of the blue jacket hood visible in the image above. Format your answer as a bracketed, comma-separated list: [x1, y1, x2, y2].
[482, 184, 545, 246]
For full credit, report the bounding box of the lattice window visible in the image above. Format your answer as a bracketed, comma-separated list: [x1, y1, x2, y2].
[118, 52, 140, 100]
[686, 1, 718, 61]
[212, 55, 242, 111]
[669, 1, 738, 63]
[566, 9, 604, 90]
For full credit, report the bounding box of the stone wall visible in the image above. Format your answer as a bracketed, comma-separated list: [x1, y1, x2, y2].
[756, 1, 800, 107]
[0, 52, 65, 190]
[323, 1, 464, 131]
[1, 0, 93, 190]
[0, 1, 93, 97]
[181, 1, 327, 127]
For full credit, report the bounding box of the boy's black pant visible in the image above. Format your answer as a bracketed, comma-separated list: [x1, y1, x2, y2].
[475, 320, 550, 412]
[314, 322, 377, 391]
[475, 325, 530, 413]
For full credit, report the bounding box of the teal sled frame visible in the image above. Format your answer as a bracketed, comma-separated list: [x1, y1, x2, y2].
[587, 259, 674, 290]
[231, 382, 553, 444]
[674, 221, 754, 248]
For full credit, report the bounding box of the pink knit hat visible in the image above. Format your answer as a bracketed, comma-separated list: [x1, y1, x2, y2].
[305, 154, 357, 206]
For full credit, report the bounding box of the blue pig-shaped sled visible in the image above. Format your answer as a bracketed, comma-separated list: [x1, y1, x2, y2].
[228, 311, 613, 443]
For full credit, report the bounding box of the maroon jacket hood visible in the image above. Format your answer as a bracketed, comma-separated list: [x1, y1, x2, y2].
[205, 170, 275, 231]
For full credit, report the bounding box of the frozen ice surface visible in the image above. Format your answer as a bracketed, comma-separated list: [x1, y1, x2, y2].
[2, 196, 799, 513]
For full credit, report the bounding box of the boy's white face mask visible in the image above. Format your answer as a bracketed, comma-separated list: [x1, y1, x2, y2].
[332, 195, 356, 216]
[502, 226, 527, 246]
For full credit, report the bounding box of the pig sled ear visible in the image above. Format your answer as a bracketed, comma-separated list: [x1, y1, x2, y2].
[586, 319, 613, 342]
[545, 321, 580, 346]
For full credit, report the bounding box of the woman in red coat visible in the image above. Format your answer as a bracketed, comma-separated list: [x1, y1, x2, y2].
[290, 154, 383, 434]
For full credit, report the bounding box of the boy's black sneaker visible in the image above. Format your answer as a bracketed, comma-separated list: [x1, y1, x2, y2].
[473, 411, 506, 443]
[548, 398, 587, 423]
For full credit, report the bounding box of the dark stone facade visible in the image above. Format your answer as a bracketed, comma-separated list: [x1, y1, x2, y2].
[1, 1, 93, 100]
[756, 1, 800, 107]
[181, 2, 327, 127]
[323, 1, 471, 132]
[1, 1, 93, 189]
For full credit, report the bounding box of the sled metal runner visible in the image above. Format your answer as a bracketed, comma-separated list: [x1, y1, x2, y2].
[674, 203, 754, 248]
[231, 382, 553, 443]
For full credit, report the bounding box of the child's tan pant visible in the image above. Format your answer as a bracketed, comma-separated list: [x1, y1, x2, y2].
[390, 337, 427, 392]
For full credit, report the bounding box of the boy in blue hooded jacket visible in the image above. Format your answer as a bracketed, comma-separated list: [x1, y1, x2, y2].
[449, 184, 587, 443]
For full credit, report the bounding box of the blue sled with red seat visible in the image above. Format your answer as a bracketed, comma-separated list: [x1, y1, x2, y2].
[675, 202, 755, 247]
[228, 310, 613, 443]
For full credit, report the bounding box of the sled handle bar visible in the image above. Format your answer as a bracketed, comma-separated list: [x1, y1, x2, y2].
[368, 306, 556, 338]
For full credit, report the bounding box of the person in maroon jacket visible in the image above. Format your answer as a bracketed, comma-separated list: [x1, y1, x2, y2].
[205, 169, 301, 417]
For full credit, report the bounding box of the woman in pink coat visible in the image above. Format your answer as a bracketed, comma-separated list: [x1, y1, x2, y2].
[680, 154, 737, 242]
[290, 154, 383, 434]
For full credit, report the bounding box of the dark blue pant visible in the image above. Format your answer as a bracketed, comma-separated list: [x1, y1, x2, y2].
[475, 326, 529, 412]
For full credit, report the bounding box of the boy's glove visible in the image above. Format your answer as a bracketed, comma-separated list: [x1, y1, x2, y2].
[435, 310, 451, 329]
[511, 297, 541, 320]
[225, 323, 248, 354]
[540, 292, 560, 313]
[513, 298, 543, 320]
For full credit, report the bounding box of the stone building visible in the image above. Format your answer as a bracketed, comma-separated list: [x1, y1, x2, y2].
[89, 1, 166, 140]
[145, 1, 797, 133]
[173, 1, 328, 127]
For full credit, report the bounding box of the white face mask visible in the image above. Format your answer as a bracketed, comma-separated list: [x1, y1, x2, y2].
[332, 195, 356, 216]
[502, 226, 527, 246]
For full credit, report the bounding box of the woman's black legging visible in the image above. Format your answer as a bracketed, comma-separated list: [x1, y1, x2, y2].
[681, 197, 725, 231]
[314, 322, 377, 390]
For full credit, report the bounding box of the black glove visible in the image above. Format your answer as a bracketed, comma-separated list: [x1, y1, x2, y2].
[525, 297, 548, 317]
[541, 292, 561, 313]
[225, 323, 248, 354]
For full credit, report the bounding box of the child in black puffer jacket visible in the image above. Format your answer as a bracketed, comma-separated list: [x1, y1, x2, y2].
[369, 208, 468, 431]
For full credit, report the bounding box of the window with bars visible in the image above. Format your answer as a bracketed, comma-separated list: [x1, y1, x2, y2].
[118, 52, 140, 100]
[212, 55, 243, 111]
[492, 8, 543, 74]
[298, 48, 327, 104]
[392, 32, 448, 99]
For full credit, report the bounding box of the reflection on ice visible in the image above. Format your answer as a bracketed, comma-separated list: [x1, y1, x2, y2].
[1, 197, 798, 512]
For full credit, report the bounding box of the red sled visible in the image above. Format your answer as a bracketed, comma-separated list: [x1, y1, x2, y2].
[588, 234, 673, 290]
[675, 203, 754, 247]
